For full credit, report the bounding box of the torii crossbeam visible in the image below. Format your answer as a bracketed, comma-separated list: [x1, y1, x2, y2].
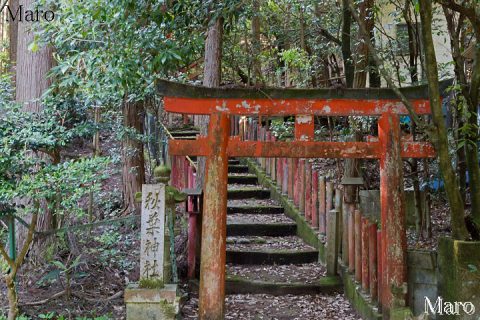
[158, 79, 443, 319]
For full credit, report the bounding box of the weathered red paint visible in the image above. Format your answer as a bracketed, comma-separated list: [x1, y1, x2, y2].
[163, 87, 435, 319]
[266, 132, 271, 175]
[288, 158, 294, 199]
[295, 115, 315, 141]
[164, 96, 431, 116]
[318, 176, 326, 233]
[305, 162, 312, 222]
[369, 222, 378, 301]
[354, 209, 362, 283]
[276, 157, 283, 187]
[187, 165, 197, 279]
[299, 159, 306, 213]
[282, 158, 288, 195]
[188, 203, 198, 279]
[311, 170, 319, 229]
[198, 113, 230, 320]
[270, 135, 276, 181]
[378, 113, 407, 313]
[232, 141, 381, 158]
[294, 159, 300, 206]
[361, 216, 370, 291]
[169, 140, 435, 158]
[348, 205, 355, 273]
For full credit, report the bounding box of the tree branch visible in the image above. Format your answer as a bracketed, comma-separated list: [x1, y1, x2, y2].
[13, 211, 38, 277]
[348, 0, 425, 128]
[0, 243, 14, 269]
[435, 0, 474, 20]
[314, 4, 342, 46]
[316, 27, 342, 46]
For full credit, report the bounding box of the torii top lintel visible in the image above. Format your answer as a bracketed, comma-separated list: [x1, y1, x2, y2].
[158, 79, 451, 116]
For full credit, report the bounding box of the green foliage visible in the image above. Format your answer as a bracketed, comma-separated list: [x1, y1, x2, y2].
[0, 75, 111, 215]
[0, 315, 30, 320]
[467, 264, 478, 273]
[51, 255, 83, 273]
[37, 0, 205, 109]
[279, 48, 311, 69]
[94, 230, 121, 247]
[139, 277, 164, 289]
[85, 225, 136, 270]
[269, 119, 294, 140]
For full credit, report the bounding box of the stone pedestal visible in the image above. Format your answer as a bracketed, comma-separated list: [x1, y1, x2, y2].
[125, 284, 179, 320]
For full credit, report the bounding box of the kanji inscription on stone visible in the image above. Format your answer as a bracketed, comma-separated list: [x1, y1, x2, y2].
[140, 184, 166, 281]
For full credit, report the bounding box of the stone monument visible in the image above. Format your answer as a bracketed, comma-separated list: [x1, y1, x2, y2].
[124, 165, 184, 320]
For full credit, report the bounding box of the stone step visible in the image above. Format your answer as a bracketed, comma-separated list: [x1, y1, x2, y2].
[225, 276, 342, 295]
[227, 213, 293, 224]
[227, 199, 284, 214]
[169, 130, 199, 137]
[227, 205, 284, 215]
[227, 187, 270, 200]
[172, 136, 198, 140]
[227, 262, 327, 284]
[228, 165, 249, 174]
[225, 262, 341, 295]
[228, 159, 241, 165]
[226, 249, 319, 265]
[227, 174, 257, 184]
[227, 223, 296, 237]
[226, 236, 317, 265]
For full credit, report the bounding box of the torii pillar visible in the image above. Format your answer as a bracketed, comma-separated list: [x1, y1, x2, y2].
[378, 113, 407, 316]
[198, 113, 230, 320]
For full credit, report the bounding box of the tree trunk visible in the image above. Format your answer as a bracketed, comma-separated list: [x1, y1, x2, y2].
[196, 17, 223, 190]
[344, 0, 373, 205]
[8, 0, 18, 69]
[251, 0, 263, 86]
[353, 0, 373, 88]
[16, 0, 53, 111]
[418, 0, 469, 240]
[15, 0, 55, 257]
[5, 274, 17, 320]
[403, 0, 424, 236]
[443, 8, 480, 227]
[443, 8, 467, 201]
[467, 25, 480, 227]
[403, 0, 419, 84]
[122, 100, 146, 215]
[342, 0, 354, 88]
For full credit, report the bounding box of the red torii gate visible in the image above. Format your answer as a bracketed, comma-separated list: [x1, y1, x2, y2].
[158, 80, 441, 319]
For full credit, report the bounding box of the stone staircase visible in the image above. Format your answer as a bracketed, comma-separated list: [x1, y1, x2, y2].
[224, 159, 342, 295]
[172, 129, 360, 318]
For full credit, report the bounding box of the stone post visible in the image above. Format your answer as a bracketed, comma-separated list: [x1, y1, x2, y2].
[125, 165, 185, 320]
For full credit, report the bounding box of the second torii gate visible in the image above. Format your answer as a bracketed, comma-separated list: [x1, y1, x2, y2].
[158, 80, 442, 319]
